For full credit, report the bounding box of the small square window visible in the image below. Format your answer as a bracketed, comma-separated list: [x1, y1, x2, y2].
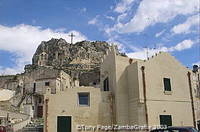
[45, 82, 50, 86]
[78, 93, 90, 106]
[160, 115, 172, 127]
[163, 78, 171, 91]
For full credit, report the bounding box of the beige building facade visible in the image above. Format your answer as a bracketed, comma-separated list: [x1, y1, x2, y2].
[101, 47, 195, 128]
[44, 47, 198, 132]
[44, 87, 112, 132]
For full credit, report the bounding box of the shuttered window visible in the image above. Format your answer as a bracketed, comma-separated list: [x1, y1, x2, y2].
[163, 78, 171, 91]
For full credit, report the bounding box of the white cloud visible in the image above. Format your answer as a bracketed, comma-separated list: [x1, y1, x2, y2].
[114, 0, 135, 13]
[107, 37, 126, 53]
[0, 66, 22, 76]
[193, 61, 200, 66]
[0, 24, 87, 75]
[171, 14, 199, 34]
[117, 13, 128, 22]
[112, 0, 199, 33]
[169, 39, 194, 51]
[127, 39, 195, 60]
[88, 16, 99, 25]
[155, 30, 166, 37]
[127, 47, 168, 60]
[106, 16, 115, 21]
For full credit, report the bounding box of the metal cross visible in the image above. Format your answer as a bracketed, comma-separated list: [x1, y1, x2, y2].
[69, 33, 75, 44]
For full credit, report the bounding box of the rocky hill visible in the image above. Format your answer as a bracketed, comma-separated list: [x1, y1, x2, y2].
[25, 38, 125, 86]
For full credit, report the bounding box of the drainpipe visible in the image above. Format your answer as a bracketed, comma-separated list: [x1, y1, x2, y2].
[141, 66, 149, 127]
[109, 93, 116, 132]
[45, 98, 49, 132]
[187, 72, 196, 128]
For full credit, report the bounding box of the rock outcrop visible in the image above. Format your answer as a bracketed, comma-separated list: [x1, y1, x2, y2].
[26, 38, 125, 86]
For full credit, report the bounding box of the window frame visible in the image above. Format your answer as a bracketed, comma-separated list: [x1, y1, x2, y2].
[160, 115, 172, 127]
[163, 78, 172, 92]
[78, 92, 90, 106]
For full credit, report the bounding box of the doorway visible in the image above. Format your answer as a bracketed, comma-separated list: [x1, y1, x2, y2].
[37, 106, 43, 118]
[57, 116, 71, 132]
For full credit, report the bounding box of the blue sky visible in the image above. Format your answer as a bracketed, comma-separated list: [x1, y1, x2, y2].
[0, 0, 199, 74]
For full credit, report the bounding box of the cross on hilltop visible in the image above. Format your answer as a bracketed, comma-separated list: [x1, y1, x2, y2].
[69, 33, 75, 44]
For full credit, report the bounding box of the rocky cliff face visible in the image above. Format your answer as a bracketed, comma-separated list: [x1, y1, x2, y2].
[26, 38, 124, 86]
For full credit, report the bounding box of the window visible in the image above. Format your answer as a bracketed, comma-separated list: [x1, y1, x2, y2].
[78, 93, 90, 106]
[39, 97, 42, 103]
[197, 120, 200, 130]
[163, 78, 171, 91]
[23, 87, 25, 94]
[160, 115, 172, 127]
[45, 82, 50, 86]
[103, 77, 109, 91]
[33, 83, 36, 93]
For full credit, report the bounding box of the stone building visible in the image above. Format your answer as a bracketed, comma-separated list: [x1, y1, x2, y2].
[19, 66, 78, 118]
[44, 46, 198, 132]
[192, 65, 200, 130]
